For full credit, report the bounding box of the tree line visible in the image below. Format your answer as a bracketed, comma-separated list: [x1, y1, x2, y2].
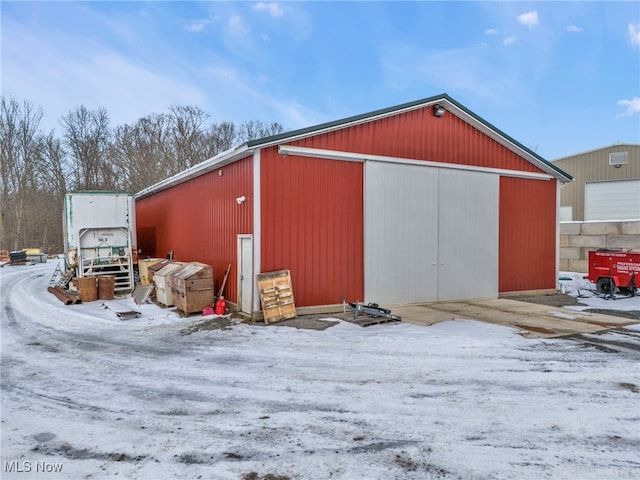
[0, 96, 284, 254]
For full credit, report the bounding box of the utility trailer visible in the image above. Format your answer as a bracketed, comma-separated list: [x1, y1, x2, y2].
[62, 191, 137, 293]
[585, 249, 639, 296]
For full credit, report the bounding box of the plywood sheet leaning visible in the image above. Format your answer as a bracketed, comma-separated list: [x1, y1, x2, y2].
[257, 270, 296, 324]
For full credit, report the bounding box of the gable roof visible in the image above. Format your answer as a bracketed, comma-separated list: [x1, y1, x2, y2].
[552, 143, 640, 162]
[136, 93, 572, 199]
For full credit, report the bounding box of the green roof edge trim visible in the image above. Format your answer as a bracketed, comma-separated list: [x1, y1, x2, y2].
[442, 95, 573, 182]
[246, 93, 448, 148]
[247, 93, 572, 182]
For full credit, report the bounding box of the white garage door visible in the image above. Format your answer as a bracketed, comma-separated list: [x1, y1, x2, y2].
[585, 180, 640, 221]
[364, 162, 498, 305]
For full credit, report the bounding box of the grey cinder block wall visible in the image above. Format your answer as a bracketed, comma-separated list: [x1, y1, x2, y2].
[559, 221, 640, 272]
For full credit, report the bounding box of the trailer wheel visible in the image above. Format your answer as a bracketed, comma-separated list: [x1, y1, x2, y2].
[596, 277, 616, 294]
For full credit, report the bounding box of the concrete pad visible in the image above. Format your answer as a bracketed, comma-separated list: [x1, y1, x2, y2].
[389, 298, 638, 339]
[392, 304, 458, 326]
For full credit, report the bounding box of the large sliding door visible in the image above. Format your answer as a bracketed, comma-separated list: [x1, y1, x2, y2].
[365, 163, 439, 304]
[365, 162, 498, 304]
[437, 169, 498, 301]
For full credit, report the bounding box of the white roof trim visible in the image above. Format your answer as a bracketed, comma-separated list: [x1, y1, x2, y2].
[440, 100, 570, 182]
[254, 102, 441, 150]
[259, 98, 570, 183]
[278, 145, 554, 181]
[136, 95, 570, 199]
[135, 143, 252, 199]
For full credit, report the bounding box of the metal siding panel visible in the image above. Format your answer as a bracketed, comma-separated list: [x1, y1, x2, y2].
[260, 147, 363, 307]
[365, 165, 498, 304]
[135, 156, 253, 304]
[438, 169, 499, 300]
[499, 177, 557, 292]
[294, 105, 542, 174]
[364, 162, 439, 304]
[585, 180, 640, 221]
[554, 145, 640, 221]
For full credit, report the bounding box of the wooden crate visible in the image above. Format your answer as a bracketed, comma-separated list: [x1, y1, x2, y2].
[138, 258, 165, 286]
[148, 259, 175, 297]
[257, 270, 296, 324]
[171, 262, 215, 314]
[154, 262, 185, 307]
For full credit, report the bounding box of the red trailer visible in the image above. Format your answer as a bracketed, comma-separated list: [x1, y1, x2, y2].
[585, 250, 639, 296]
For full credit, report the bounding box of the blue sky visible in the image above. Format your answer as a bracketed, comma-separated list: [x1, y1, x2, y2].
[2, 1, 639, 159]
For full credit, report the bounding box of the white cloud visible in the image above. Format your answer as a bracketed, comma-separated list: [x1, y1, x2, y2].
[518, 11, 539, 28]
[202, 64, 323, 128]
[485, 28, 499, 35]
[617, 97, 640, 117]
[185, 19, 211, 33]
[629, 23, 640, 48]
[2, 18, 208, 132]
[228, 14, 247, 36]
[503, 35, 518, 45]
[566, 25, 582, 33]
[380, 41, 519, 103]
[253, 2, 284, 18]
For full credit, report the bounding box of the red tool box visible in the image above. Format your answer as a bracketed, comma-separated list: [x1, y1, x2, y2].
[585, 249, 639, 296]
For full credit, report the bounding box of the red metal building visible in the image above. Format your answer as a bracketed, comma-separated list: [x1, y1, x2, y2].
[135, 94, 572, 316]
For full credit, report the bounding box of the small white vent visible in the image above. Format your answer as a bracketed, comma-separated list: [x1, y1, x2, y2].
[609, 152, 628, 166]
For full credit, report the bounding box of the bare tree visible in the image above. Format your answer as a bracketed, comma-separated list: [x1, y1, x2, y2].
[237, 120, 284, 143]
[209, 121, 237, 153]
[61, 105, 113, 190]
[38, 132, 69, 195]
[166, 105, 216, 171]
[34, 133, 69, 251]
[111, 113, 173, 193]
[1, 95, 291, 253]
[110, 111, 260, 193]
[0, 96, 44, 251]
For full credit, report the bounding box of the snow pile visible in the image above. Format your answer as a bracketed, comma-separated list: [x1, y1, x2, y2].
[559, 270, 639, 312]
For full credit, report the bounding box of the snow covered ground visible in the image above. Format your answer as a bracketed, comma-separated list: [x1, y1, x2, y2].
[1, 261, 639, 480]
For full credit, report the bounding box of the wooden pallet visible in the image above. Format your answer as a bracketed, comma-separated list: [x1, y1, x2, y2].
[257, 270, 296, 324]
[346, 314, 401, 328]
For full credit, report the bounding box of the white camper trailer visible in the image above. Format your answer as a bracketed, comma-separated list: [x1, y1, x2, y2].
[62, 191, 137, 293]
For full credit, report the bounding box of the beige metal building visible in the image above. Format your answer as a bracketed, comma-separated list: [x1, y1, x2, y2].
[552, 144, 640, 221]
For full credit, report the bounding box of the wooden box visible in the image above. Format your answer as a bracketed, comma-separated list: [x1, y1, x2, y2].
[154, 262, 185, 307]
[138, 258, 165, 286]
[171, 262, 215, 314]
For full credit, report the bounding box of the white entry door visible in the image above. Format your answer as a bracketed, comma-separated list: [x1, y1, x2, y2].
[238, 235, 253, 314]
[364, 162, 498, 304]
